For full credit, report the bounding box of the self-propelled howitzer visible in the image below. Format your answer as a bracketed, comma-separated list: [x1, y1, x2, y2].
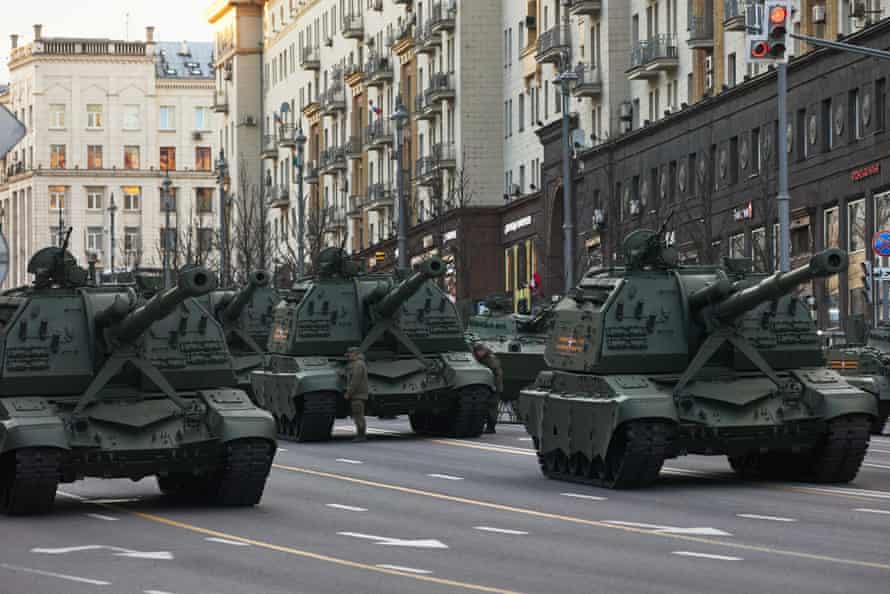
[519, 230, 876, 489]
[253, 249, 495, 441]
[0, 258, 276, 515]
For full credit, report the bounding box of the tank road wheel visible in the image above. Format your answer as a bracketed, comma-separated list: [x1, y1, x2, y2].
[446, 385, 490, 438]
[157, 474, 214, 502]
[0, 448, 61, 515]
[810, 414, 872, 484]
[212, 439, 275, 506]
[409, 413, 432, 435]
[602, 421, 674, 489]
[291, 392, 337, 442]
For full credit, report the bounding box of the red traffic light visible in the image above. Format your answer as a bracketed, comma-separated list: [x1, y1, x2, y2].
[769, 5, 788, 24]
[751, 41, 770, 58]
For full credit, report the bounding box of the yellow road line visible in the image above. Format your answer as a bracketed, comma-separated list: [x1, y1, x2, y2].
[98, 508, 522, 594]
[274, 464, 890, 572]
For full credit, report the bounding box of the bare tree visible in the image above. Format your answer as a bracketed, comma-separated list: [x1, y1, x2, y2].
[231, 161, 273, 282]
[155, 206, 219, 273]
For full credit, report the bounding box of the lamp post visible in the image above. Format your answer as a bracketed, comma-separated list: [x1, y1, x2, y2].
[215, 149, 230, 286]
[161, 170, 173, 289]
[555, 2, 577, 293]
[391, 95, 409, 271]
[108, 193, 117, 283]
[293, 127, 307, 278]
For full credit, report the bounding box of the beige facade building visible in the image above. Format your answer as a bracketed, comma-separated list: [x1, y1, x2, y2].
[0, 26, 219, 289]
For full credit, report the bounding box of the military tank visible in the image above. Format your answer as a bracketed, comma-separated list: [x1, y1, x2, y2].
[252, 248, 495, 442]
[826, 323, 890, 434]
[0, 240, 276, 514]
[518, 228, 877, 489]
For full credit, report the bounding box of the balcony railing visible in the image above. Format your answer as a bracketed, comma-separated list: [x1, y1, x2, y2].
[429, 1, 457, 33]
[342, 13, 364, 39]
[433, 143, 456, 167]
[724, 0, 746, 31]
[688, 15, 714, 48]
[269, 185, 290, 208]
[262, 134, 278, 158]
[300, 46, 320, 70]
[364, 55, 393, 85]
[415, 156, 437, 182]
[567, 0, 601, 17]
[629, 35, 679, 78]
[212, 91, 229, 114]
[278, 123, 297, 148]
[415, 23, 440, 53]
[348, 195, 365, 217]
[572, 64, 602, 97]
[327, 207, 347, 229]
[366, 119, 394, 148]
[368, 184, 394, 209]
[320, 146, 347, 173]
[323, 85, 347, 114]
[345, 135, 363, 159]
[426, 72, 455, 102]
[536, 25, 570, 64]
[304, 161, 320, 184]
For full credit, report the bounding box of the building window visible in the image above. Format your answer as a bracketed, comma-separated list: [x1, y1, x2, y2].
[848, 199, 866, 252]
[86, 187, 104, 210]
[86, 104, 104, 129]
[87, 227, 104, 253]
[122, 186, 141, 211]
[824, 206, 840, 248]
[751, 227, 767, 271]
[194, 107, 210, 130]
[196, 188, 214, 214]
[824, 206, 841, 327]
[87, 145, 103, 169]
[877, 78, 886, 132]
[729, 233, 745, 258]
[49, 186, 66, 210]
[124, 146, 140, 169]
[850, 89, 862, 141]
[123, 105, 141, 130]
[160, 147, 176, 171]
[751, 128, 761, 174]
[50, 144, 66, 168]
[727, 53, 737, 87]
[160, 187, 178, 212]
[124, 227, 141, 256]
[159, 106, 176, 130]
[196, 147, 212, 171]
[518, 93, 525, 132]
[49, 104, 65, 128]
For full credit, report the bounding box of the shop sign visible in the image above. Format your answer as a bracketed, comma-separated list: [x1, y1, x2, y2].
[504, 215, 533, 236]
[733, 202, 753, 222]
[374, 251, 386, 263]
[852, 162, 881, 182]
[443, 230, 457, 242]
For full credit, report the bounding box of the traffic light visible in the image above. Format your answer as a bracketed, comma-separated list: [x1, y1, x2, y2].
[862, 261, 874, 304]
[766, 1, 789, 60]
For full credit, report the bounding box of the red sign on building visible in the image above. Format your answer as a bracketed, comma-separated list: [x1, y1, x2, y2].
[851, 163, 881, 182]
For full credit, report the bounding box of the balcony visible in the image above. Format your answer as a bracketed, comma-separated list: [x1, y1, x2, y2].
[567, 0, 601, 17]
[724, 0, 746, 31]
[364, 55, 393, 87]
[322, 86, 347, 116]
[367, 184, 395, 210]
[393, 0, 412, 4]
[415, 156, 437, 184]
[429, 1, 457, 34]
[304, 161, 320, 184]
[342, 13, 364, 40]
[571, 64, 602, 98]
[415, 92, 441, 120]
[261, 134, 279, 159]
[278, 124, 297, 148]
[415, 23, 440, 54]
[432, 142, 456, 169]
[627, 36, 679, 80]
[366, 119, 394, 149]
[345, 135, 363, 160]
[536, 25, 569, 64]
[344, 61, 364, 86]
[300, 46, 320, 70]
[688, 14, 714, 49]
[348, 195, 365, 218]
[212, 91, 229, 114]
[328, 208, 347, 231]
[426, 72, 455, 103]
[269, 185, 290, 209]
[320, 146, 347, 174]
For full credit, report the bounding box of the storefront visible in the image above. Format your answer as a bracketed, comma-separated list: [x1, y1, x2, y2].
[500, 193, 544, 313]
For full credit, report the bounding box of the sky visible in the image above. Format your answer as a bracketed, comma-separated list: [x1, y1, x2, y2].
[0, 0, 214, 81]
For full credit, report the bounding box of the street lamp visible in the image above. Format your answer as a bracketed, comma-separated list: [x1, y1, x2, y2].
[293, 126, 307, 278]
[555, 33, 578, 294]
[215, 149, 230, 286]
[161, 170, 173, 289]
[107, 193, 117, 284]
[391, 95, 409, 270]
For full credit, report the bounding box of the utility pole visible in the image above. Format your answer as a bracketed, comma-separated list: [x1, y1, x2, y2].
[556, 0, 577, 292]
[392, 95, 409, 271]
[161, 170, 173, 289]
[108, 193, 117, 283]
[294, 127, 307, 278]
[215, 149, 229, 286]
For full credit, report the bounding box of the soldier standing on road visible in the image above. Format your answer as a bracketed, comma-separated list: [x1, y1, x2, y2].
[344, 347, 369, 442]
[473, 343, 503, 434]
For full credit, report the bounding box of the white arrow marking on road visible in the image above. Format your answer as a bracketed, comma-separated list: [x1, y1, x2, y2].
[337, 532, 449, 549]
[853, 508, 890, 515]
[736, 514, 797, 523]
[474, 526, 529, 535]
[376, 564, 433, 574]
[0, 563, 111, 586]
[205, 537, 251, 547]
[336, 458, 364, 465]
[85, 513, 119, 521]
[427, 473, 464, 481]
[673, 551, 743, 561]
[604, 521, 732, 536]
[326, 504, 368, 512]
[31, 545, 173, 560]
[561, 492, 608, 501]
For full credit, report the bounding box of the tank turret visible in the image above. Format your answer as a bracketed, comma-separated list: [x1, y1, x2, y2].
[111, 267, 217, 343]
[369, 257, 446, 318]
[223, 270, 271, 322]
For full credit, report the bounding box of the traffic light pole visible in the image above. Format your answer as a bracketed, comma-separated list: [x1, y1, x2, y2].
[777, 62, 790, 273]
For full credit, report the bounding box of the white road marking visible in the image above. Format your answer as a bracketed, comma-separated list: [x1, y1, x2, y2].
[427, 473, 464, 481]
[853, 508, 890, 515]
[561, 492, 608, 501]
[447, 439, 535, 455]
[473, 526, 529, 535]
[736, 514, 797, 523]
[89, 498, 142, 504]
[673, 551, 743, 562]
[277, 448, 289, 453]
[145, 590, 177, 594]
[326, 504, 368, 512]
[337, 532, 449, 549]
[336, 458, 364, 465]
[867, 448, 890, 454]
[517, 437, 533, 442]
[863, 462, 890, 470]
[57, 491, 85, 500]
[797, 486, 890, 500]
[604, 521, 732, 536]
[0, 563, 111, 586]
[85, 513, 119, 521]
[205, 537, 251, 547]
[31, 545, 173, 560]
[375, 564, 433, 575]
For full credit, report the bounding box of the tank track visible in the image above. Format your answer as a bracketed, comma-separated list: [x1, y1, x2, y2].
[213, 439, 275, 506]
[448, 386, 490, 438]
[871, 402, 889, 435]
[277, 392, 337, 442]
[0, 448, 61, 515]
[537, 421, 673, 490]
[810, 414, 871, 483]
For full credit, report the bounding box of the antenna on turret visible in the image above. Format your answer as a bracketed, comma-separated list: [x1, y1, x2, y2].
[58, 227, 73, 285]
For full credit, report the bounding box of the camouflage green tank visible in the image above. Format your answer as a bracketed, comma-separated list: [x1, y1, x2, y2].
[519, 228, 877, 489]
[0, 242, 276, 514]
[826, 323, 890, 434]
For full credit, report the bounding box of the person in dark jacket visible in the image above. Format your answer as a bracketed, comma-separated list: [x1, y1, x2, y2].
[344, 347, 369, 442]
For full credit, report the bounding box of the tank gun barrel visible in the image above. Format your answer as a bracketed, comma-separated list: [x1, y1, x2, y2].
[371, 257, 446, 318]
[705, 248, 847, 322]
[113, 268, 217, 343]
[223, 270, 270, 322]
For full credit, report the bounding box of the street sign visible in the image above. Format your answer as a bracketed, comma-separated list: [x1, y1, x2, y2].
[0, 104, 26, 159]
[0, 230, 7, 286]
[873, 230, 890, 257]
[870, 267, 890, 281]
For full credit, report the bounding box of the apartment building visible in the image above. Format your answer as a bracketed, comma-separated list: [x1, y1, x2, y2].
[0, 26, 219, 289]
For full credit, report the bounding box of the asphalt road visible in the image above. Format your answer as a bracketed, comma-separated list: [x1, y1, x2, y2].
[2, 420, 890, 594]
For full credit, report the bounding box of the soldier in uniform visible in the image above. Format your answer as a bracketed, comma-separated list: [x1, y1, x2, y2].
[344, 347, 370, 442]
[473, 342, 503, 434]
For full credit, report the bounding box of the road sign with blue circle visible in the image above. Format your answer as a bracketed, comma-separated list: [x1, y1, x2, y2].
[874, 231, 890, 257]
